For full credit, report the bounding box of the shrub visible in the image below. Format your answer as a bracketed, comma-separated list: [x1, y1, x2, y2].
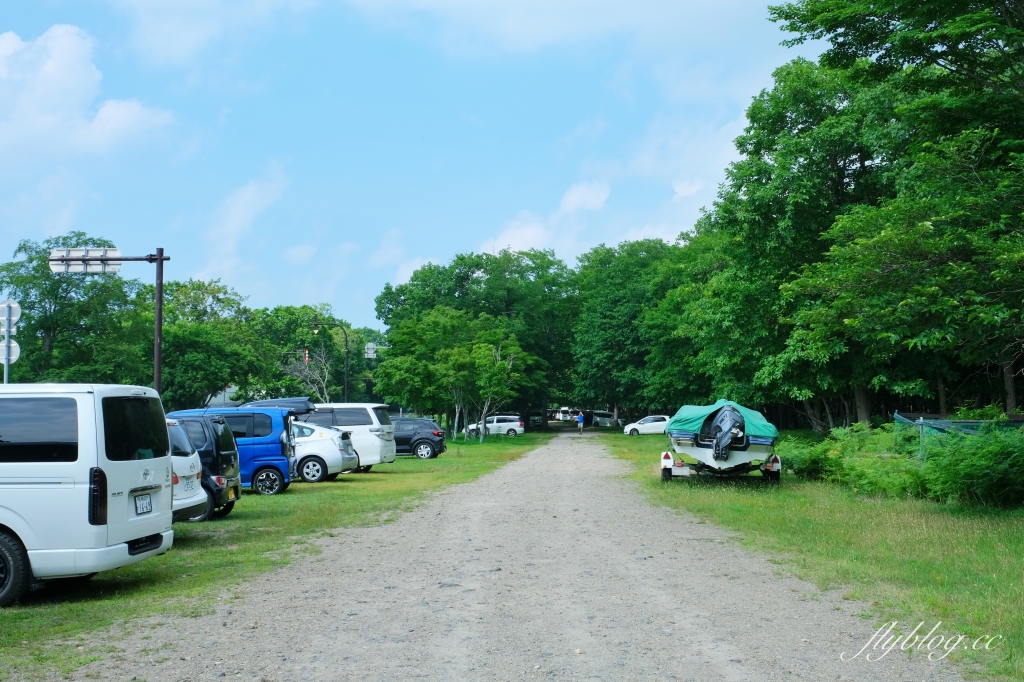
[923, 428, 1024, 506]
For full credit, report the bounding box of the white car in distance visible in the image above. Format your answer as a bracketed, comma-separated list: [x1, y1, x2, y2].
[623, 415, 670, 436]
[468, 415, 524, 437]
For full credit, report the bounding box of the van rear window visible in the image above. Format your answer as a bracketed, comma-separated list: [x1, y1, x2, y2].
[168, 423, 195, 457]
[102, 397, 169, 461]
[334, 408, 373, 426]
[0, 397, 78, 463]
[372, 407, 392, 425]
[212, 420, 237, 455]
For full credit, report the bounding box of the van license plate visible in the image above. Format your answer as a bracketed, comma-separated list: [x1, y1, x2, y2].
[134, 494, 152, 514]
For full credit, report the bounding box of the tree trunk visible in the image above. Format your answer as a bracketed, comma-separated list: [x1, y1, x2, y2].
[853, 385, 871, 424]
[936, 372, 948, 416]
[802, 399, 827, 435]
[822, 398, 835, 431]
[612, 401, 619, 429]
[1004, 360, 1018, 415]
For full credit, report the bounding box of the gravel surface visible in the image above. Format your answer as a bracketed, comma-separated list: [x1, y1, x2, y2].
[48, 432, 964, 681]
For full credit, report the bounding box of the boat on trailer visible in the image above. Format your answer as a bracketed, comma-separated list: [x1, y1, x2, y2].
[660, 399, 782, 481]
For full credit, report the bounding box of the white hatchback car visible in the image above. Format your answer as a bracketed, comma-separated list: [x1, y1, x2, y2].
[167, 419, 209, 522]
[291, 422, 358, 482]
[623, 415, 670, 436]
[305, 404, 396, 472]
[0, 384, 173, 607]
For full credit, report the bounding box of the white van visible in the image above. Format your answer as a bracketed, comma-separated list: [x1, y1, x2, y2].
[0, 384, 174, 607]
[303, 403, 396, 472]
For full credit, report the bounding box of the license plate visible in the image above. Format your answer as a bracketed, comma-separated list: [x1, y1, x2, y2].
[183, 479, 195, 492]
[134, 494, 152, 514]
[671, 466, 692, 477]
[227, 487, 236, 500]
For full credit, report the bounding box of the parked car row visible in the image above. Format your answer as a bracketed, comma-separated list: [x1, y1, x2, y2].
[0, 383, 436, 608]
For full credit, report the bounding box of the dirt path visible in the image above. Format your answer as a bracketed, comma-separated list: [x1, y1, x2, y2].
[54, 432, 963, 681]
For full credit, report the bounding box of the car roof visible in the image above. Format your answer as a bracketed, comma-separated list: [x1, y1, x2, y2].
[172, 406, 294, 416]
[314, 403, 389, 409]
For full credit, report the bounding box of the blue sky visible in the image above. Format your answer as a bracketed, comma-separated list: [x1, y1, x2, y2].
[0, 1, 819, 328]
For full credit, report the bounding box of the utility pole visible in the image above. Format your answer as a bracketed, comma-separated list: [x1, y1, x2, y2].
[49, 247, 171, 392]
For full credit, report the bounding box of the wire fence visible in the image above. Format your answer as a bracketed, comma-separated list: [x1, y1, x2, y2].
[893, 411, 1024, 460]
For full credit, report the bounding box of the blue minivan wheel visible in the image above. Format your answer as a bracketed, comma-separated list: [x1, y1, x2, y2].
[253, 468, 284, 495]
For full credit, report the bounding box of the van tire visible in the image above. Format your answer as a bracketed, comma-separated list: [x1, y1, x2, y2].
[0, 530, 30, 608]
[299, 457, 328, 483]
[252, 468, 285, 495]
[211, 501, 235, 519]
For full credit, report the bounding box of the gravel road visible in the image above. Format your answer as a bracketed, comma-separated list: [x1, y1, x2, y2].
[52, 432, 964, 681]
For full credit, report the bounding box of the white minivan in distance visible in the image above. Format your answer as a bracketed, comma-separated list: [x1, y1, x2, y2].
[302, 404, 396, 473]
[0, 384, 174, 607]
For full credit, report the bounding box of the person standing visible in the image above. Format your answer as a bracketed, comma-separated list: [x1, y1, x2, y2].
[576, 411, 584, 434]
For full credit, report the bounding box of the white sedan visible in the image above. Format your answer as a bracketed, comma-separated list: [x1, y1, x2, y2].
[623, 415, 670, 436]
[292, 422, 351, 483]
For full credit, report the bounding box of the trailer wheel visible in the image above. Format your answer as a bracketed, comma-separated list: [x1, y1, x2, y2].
[661, 468, 672, 481]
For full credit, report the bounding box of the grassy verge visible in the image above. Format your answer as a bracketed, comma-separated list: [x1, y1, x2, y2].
[597, 430, 1023, 682]
[0, 431, 553, 679]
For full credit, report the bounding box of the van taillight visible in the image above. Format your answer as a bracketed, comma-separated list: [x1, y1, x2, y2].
[88, 467, 107, 525]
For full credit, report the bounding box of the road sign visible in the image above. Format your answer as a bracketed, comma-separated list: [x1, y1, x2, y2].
[1, 339, 19, 363]
[48, 248, 123, 273]
[365, 342, 377, 359]
[0, 299, 21, 325]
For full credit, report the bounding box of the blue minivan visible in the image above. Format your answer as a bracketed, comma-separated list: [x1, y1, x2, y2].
[167, 407, 296, 495]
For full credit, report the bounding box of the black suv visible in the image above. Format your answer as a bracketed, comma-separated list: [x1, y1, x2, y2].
[175, 415, 242, 518]
[393, 418, 446, 459]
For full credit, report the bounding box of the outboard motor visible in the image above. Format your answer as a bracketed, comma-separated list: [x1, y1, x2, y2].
[708, 406, 745, 461]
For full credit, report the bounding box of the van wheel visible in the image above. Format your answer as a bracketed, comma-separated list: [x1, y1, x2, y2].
[211, 501, 235, 519]
[0, 531, 30, 608]
[300, 457, 328, 483]
[414, 442, 435, 459]
[505, 429, 517, 437]
[253, 468, 284, 495]
[187, 494, 214, 522]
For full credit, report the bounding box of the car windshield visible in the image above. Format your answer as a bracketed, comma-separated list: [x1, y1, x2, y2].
[102, 397, 169, 461]
[167, 423, 195, 456]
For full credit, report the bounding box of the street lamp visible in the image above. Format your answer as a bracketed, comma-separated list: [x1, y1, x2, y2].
[312, 313, 349, 403]
[48, 246, 170, 393]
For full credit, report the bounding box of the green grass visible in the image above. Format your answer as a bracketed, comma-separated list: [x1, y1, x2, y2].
[0, 431, 553, 679]
[597, 430, 1024, 682]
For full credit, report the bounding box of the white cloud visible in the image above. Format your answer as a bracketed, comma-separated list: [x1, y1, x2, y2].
[342, 0, 757, 55]
[110, 0, 317, 64]
[555, 180, 610, 217]
[481, 180, 610, 255]
[394, 257, 428, 284]
[283, 242, 317, 265]
[0, 25, 173, 156]
[368, 229, 403, 268]
[198, 166, 288, 278]
[672, 180, 702, 200]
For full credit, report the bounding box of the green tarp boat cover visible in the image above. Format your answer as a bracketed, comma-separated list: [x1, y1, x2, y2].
[666, 399, 779, 439]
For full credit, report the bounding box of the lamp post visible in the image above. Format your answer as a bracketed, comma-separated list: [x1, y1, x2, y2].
[48, 247, 170, 393]
[312, 313, 349, 403]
